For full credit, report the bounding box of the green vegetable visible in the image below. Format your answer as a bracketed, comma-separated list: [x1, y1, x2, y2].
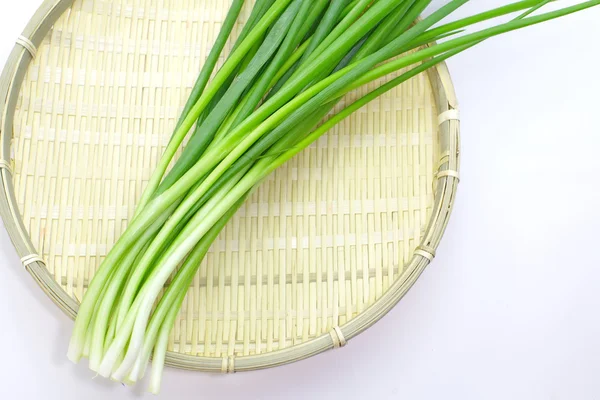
[66, 0, 599, 393]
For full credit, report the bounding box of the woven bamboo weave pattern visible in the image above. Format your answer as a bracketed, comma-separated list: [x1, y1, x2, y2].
[6, 0, 454, 364]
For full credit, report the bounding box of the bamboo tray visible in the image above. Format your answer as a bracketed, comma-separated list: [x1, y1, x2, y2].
[0, 0, 460, 373]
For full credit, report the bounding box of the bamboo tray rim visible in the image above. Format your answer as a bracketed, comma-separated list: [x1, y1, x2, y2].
[0, 0, 461, 373]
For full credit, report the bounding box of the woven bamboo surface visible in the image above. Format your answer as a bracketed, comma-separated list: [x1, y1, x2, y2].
[0, 0, 460, 372]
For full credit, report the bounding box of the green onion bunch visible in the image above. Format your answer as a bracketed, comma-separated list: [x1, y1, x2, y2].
[66, 0, 599, 393]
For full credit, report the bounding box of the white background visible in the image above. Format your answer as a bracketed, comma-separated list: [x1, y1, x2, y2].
[2, 1, 600, 399]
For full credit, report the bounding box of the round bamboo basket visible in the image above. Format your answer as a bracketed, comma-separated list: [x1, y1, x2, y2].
[0, 0, 460, 372]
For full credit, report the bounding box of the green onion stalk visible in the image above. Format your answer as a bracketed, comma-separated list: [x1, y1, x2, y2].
[66, 0, 600, 393]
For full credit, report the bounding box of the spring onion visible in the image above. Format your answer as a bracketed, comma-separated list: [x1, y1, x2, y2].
[65, 0, 600, 393]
